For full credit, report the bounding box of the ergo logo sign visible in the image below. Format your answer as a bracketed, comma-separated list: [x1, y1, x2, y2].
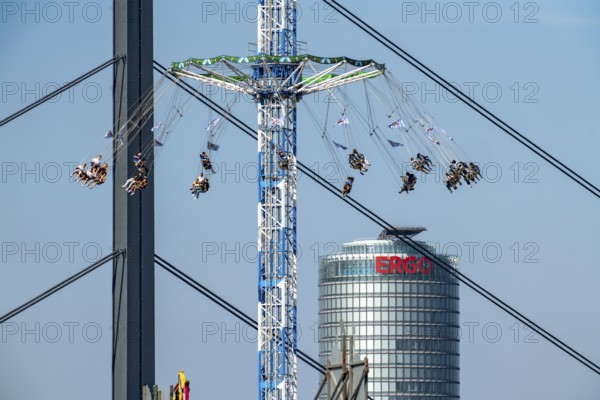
[376, 256, 433, 275]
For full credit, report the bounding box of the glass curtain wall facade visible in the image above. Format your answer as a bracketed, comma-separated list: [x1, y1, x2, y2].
[318, 228, 460, 399]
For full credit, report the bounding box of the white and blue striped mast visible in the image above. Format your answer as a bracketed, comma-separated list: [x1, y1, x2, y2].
[169, 2, 384, 398]
[255, 1, 299, 400]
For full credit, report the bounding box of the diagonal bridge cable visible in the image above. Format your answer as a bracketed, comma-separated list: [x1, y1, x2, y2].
[284, 161, 600, 376]
[326, 184, 600, 376]
[155, 254, 326, 374]
[321, 0, 600, 199]
[0, 252, 122, 324]
[0, 56, 123, 127]
[153, 60, 600, 375]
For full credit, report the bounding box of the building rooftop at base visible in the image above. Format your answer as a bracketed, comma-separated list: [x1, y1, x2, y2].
[378, 226, 427, 240]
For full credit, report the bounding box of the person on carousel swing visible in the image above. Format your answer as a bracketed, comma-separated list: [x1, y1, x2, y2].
[410, 157, 431, 174]
[200, 151, 214, 173]
[399, 172, 417, 194]
[90, 154, 102, 174]
[127, 174, 147, 195]
[83, 168, 97, 187]
[349, 149, 369, 175]
[278, 149, 290, 170]
[88, 163, 109, 189]
[133, 152, 144, 168]
[190, 173, 210, 199]
[456, 161, 472, 185]
[342, 176, 355, 198]
[444, 170, 461, 193]
[72, 163, 87, 182]
[201, 177, 209, 193]
[467, 162, 482, 183]
[417, 153, 433, 168]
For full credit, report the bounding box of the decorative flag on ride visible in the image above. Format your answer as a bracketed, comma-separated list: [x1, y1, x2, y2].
[206, 117, 221, 131]
[269, 117, 284, 128]
[104, 130, 113, 139]
[151, 121, 162, 132]
[115, 128, 125, 145]
[388, 119, 405, 129]
[387, 139, 403, 147]
[207, 141, 220, 151]
[153, 140, 163, 147]
[334, 116, 350, 126]
[332, 140, 348, 150]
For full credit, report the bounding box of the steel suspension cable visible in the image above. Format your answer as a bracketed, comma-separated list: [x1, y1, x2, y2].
[0, 251, 122, 324]
[321, 0, 600, 199]
[153, 60, 600, 375]
[320, 182, 600, 375]
[155, 254, 326, 374]
[0, 56, 123, 127]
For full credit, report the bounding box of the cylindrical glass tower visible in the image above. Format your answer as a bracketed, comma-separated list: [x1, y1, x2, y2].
[318, 227, 460, 399]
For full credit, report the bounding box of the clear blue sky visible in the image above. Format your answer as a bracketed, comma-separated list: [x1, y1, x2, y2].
[1, 1, 599, 399]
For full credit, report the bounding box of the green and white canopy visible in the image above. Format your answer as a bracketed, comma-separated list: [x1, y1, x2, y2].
[170, 54, 386, 96]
